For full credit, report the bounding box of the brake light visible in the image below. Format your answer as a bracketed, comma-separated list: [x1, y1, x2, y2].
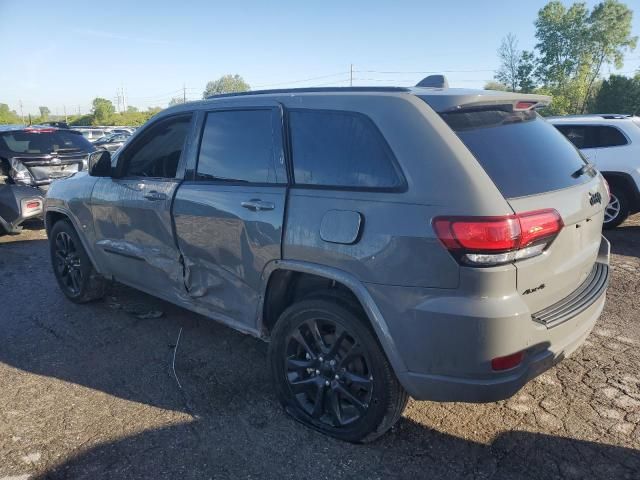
[26, 201, 40, 209]
[433, 209, 563, 266]
[24, 128, 56, 133]
[514, 101, 537, 111]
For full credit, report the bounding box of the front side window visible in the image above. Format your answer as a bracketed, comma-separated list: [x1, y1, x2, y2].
[196, 109, 285, 183]
[289, 109, 403, 189]
[121, 114, 192, 178]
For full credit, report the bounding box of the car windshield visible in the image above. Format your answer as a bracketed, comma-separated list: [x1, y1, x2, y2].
[0, 129, 94, 154]
[438, 106, 590, 198]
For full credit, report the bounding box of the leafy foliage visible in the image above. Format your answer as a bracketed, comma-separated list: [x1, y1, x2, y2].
[91, 98, 116, 125]
[484, 81, 509, 91]
[202, 74, 250, 98]
[0, 103, 21, 124]
[590, 73, 640, 113]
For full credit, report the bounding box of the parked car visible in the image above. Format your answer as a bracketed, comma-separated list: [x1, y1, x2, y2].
[0, 126, 95, 192]
[74, 128, 109, 143]
[93, 133, 131, 153]
[44, 84, 610, 443]
[549, 114, 640, 228]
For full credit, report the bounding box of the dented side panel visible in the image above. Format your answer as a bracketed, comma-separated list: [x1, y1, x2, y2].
[91, 177, 184, 296]
[173, 183, 286, 331]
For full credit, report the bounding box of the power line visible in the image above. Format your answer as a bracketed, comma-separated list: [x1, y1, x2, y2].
[252, 71, 349, 88]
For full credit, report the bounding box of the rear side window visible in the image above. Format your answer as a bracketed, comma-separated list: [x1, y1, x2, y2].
[289, 109, 403, 189]
[196, 109, 285, 183]
[555, 125, 627, 148]
[440, 108, 589, 199]
[0, 130, 94, 154]
[598, 126, 627, 147]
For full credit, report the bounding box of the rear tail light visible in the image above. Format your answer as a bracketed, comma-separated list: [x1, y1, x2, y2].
[433, 209, 563, 266]
[21, 198, 42, 215]
[491, 351, 524, 371]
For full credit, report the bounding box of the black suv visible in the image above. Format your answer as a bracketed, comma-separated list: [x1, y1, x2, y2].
[0, 126, 95, 233]
[0, 126, 95, 191]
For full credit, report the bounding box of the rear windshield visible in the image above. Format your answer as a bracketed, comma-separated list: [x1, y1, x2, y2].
[0, 130, 94, 155]
[439, 107, 590, 198]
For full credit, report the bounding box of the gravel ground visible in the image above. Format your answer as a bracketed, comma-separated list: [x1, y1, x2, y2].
[0, 217, 639, 480]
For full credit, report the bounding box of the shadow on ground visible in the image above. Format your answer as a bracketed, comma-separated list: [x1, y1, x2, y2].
[1, 280, 638, 479]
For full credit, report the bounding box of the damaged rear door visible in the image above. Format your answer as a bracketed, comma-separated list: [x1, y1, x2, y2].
[173, 106, 287, 332]
[91, 113, 194, 295]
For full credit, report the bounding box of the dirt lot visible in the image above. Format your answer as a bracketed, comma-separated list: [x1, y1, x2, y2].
[1, 217, 639, 480]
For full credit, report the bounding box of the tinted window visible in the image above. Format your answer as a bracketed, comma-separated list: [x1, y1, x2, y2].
[554, 125, 598, 149]
[196, 109, 285, 183]
[289, 110, 402, 189]
[0, 130, 94, 154]
[598, 126, 627, 147]
[122, 114, 191, 178]
[440, 108, 590, 198]
[555, 124, 627, 149]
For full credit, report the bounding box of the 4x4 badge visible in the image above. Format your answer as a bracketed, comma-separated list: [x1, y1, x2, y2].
[589, 192, 602, 206]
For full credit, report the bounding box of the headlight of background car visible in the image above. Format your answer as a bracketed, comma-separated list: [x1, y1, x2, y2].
[9, 158, 34, 185]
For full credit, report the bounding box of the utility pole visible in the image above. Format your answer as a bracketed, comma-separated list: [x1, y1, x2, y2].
[78, 105, 81, 116]
[63, 105, 67, 123]
[183, 83, 186, 103]
[115, 89, 121, 113]
[19, 100, 24, 124]
[350, 64, 353, 87]
[122, 86, 127, 111]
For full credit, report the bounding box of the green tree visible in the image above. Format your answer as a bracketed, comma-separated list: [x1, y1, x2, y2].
[38, 106, 50, 121]
[484, 81, 509, 91]
[534, 0, 636, 113]
[517, 51, 537, 93]
[590, 73, 640, 114]
[0, 103, 21, 124]
[202, 74, 250, 98]
[91, 97, 115, 125]
[581, 0, 638, 111]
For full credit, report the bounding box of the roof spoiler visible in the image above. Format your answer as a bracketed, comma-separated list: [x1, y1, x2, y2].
[416, 75, 449, 89]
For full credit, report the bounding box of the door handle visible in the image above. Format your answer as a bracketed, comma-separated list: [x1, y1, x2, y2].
[241, 199, 275, 211]
[143, 190, 167, 201]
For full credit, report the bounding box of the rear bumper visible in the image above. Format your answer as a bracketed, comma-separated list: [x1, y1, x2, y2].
[0, 186, 44, 233]
[397, 287, 605, 402]
[367, 236, 610, 403]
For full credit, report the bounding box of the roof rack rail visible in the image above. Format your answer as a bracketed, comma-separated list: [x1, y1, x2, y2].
[206, 86, 410, 99]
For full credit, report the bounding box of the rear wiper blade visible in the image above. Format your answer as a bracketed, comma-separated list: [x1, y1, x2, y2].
[572, 163, 596, 178]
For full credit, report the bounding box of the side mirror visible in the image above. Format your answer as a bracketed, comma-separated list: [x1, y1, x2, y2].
[88, 150, 112, 177]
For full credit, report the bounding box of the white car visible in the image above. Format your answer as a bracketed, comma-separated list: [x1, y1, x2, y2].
[549, 114, 640, 228]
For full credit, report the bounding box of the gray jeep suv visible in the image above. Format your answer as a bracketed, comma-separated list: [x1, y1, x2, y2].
[45, 84, 610, 442]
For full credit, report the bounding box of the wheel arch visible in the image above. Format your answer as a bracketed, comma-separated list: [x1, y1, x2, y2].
[600, 171, 640, 212]
[259, 260, 408, 376]
[45, 208, 101, 274]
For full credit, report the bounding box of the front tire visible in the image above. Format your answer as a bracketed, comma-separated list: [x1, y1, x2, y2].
[49, 219, 106, 303]
[603, 186, 630, 229]
[269, 299, 408, 443]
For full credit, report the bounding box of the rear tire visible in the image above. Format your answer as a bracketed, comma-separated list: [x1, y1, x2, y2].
[269, 299, 408, 443]
[49, 219, 106, 303]
[603, 186, 630, 229]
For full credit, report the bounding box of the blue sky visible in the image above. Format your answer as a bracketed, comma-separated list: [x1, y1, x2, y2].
[1, 0, 639, 116]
